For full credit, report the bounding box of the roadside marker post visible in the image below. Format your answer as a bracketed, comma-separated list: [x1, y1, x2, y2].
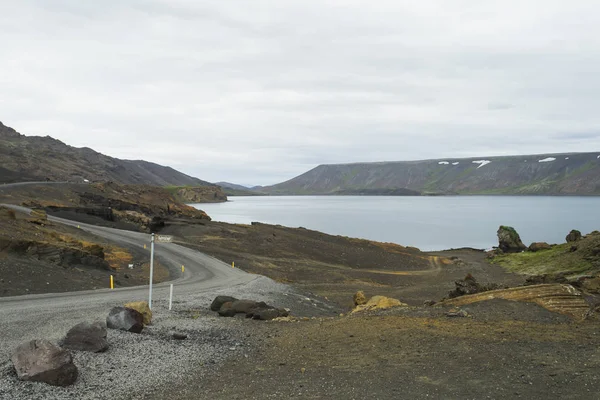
[169, 284, 174, 310]
[110, 275, 114, 289]
[232, 261, 235, 268]
[181, 265, 185, 273]
[148, 233, 155, 310]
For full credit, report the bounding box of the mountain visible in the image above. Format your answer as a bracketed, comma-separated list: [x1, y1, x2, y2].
[0, 121, 211, 186]
[214, 181, 251, 191]
[261, 152, 600, 196]
[214, 181, 264, 196]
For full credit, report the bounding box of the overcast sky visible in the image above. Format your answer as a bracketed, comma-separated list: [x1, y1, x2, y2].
[1, 1, 599, 185]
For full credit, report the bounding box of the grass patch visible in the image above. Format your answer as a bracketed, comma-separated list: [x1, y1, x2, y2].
[491, 241, 598, 277]
[105, 248, 134, 270]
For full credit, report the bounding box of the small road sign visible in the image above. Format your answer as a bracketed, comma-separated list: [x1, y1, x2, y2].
[156, 235, 173, 243]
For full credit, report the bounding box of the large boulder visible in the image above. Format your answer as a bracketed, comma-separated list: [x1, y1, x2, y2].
[61, 321, 109, 353]
[124, 301, 152, 325]
[497, 226, 526, 253]
[106, 307, 144, 333]
[11, 339, 78, 386]
[566, 229, 582, 243]
[216, 299, 286, 320]
[218, 302, 237, 317]
[231, 299, 264, 314]
[210, 295, 238, 312]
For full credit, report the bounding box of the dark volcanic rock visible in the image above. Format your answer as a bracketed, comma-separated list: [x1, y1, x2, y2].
[62, 321, 109, 353]
[231, 299, 263, 314]
[497, 226, 526, 253]
[210, 295, 238, 312]
[566, 229, 582, 243]
[106, 307, 144, 333]
[448, 274, 500, 299]
[252, 308, 290, 321]
[218, 302, 237, 317]
[11, 339, 78, 386]
[528, 242, 552, 252]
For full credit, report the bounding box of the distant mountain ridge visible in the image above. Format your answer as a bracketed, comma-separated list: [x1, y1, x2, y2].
[214, 181, 265, 196]
[214, 181, 251, 191]
[261, 152, 600, 195]
[0, 121, 212, 186]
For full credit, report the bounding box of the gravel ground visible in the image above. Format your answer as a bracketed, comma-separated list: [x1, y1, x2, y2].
[0, 276, 339, 400]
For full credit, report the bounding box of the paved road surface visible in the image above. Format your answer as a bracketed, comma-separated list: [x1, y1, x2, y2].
[0, 205, 256, 358]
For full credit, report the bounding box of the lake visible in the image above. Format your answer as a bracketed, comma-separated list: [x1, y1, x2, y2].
[191, 196, 600, 251]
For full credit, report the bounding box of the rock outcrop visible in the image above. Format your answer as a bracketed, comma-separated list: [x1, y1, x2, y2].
[124, 301, 152, 325]
[61, 321, 109, 353]
[497, 226, 526, 253]
[566, 230, 582, 243]
[106, 307, 144, 333]
[173, 186, 227, 203]
[11, 340, 78, 386]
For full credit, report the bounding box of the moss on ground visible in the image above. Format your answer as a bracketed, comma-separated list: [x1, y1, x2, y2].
[491, 232, 600, 277]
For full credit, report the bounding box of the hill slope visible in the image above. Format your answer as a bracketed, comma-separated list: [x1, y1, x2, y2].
[262, 153, 600, 195]
[0, 121, 211, 186]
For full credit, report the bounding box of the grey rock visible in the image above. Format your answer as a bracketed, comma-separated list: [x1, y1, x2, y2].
[210, 295, 238, 311]
[11, 339, 78, 386]
[106, 306, 144, 333]
[62, 321, 108, 353]
[172, 332, 188, 340]
[218, 302, 237, 317]
[231, 299, 269, 314]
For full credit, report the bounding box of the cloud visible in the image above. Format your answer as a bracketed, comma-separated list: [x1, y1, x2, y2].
[1, 0, 600, 185]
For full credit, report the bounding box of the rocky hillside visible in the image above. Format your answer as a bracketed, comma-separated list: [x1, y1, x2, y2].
[0, 121, 211, 186]
[262, 152, 600, 195]
[167, 185, 228, 203]
[0, 182, 210, 232]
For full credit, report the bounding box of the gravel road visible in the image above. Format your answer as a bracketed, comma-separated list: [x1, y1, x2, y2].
[0, 207, 337, 399]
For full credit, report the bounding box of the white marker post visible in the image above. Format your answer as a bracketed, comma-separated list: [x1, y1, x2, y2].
[148, 233, 155, 310]
[169, 284, 174, 311]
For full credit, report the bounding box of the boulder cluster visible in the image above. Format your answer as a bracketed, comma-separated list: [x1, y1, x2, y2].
[10, 301, 152, 387]
[494, 226, 586, 255]
[210, 295, 289, 320]
[447, 274, 502, 299]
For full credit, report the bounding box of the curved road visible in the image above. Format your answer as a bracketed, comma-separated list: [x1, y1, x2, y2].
[0, 206, 256, 358]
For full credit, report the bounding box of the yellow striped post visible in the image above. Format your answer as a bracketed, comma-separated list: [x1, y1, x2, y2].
[181, 265, 185, 273]
[232, 261, 235, 268]
[110, 275, 114, 289]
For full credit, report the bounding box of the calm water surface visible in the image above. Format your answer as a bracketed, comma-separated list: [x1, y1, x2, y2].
[192, 196, 600, 251]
